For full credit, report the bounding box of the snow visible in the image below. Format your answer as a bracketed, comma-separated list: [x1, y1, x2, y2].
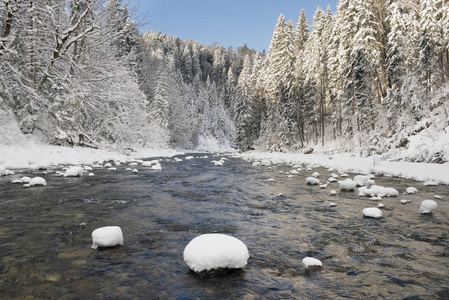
[359, 185, 399, 197]
[306, 177, 320, 185]
[91, 226, 124, 249]
[420, 200, 438, 214]
[363, 207, 383, 218]
[64, 166, 84, 177]
[29, 177, 47, 186]
[405, 187, 418, 194]
[354, 175, 373, 187]
[183, 234, 249, 272]
[338, 179, 357, 191]
[237, 151, 449, 185]
[302, 257, 323, 269]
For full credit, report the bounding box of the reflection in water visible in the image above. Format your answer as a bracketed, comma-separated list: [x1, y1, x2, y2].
[0, 154, 448, 299]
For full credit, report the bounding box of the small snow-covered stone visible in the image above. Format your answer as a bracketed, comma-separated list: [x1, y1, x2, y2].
[151, 163, 162, 170]
[312, 172, 320, 178]
[290, 170, 299, 174]
[328, 177, 337, 182]
[340, 173, 349, 178]
[260, 159, 271, 166]
[125, 168, 132, 171]
[400, 199, 411, 204]
[12, 179, 22, 184]
[330, 190, 337, 195]
[354, 175, 372, 186]
[420, 200, 438, 214]
[108, 167, 117, 171]
[91, 226, 123, 249]
[183, 234, 249, 273]
[64, 166, 84, 177]
[21, 176, 32, 183]
[320, 184, 328, 189]
[185, 156, 194, 160]
[339, 179, 357, 191]
[306, 177, 320, 185]
[132, 169, 138, 173]
[267, 178, 275, 182]
[212, 160, 224, 166]
[104, 163, 112, 168]
[424, 181, 438, 186]
[434, 195, 442, 199]
[378, 203, 385, 208]
[84, 166, 93, 171]
[302, 257, 323, 269]
[329, 202, 337, 207]
[252, 162, 261, 167]
[88, 173, 95, 177]
[363, 207, 382, 218]
[129, 162, 138, 166]
[29, 177, 47, 186]
[406, 187, 418, 194]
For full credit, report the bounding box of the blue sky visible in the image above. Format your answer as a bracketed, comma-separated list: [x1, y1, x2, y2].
[135, 0, 339, 52]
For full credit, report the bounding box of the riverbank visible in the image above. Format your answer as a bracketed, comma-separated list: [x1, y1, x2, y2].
[1, 141, 448, 185]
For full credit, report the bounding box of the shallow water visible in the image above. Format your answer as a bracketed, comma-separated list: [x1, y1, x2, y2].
[0, 154, 448, 299]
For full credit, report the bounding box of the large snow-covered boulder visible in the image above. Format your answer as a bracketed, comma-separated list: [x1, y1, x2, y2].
[29, 177, 47, 186]
[338, 179, 357, 191]
[406, 187, 418, 194]
[363, 207, 383, 218]
[91, 226, 124, 249]
[64, 166, 84, 177]
[359, 185, 398, 197]
[420, 200, 438, 214]
[183, 233, 249, 273]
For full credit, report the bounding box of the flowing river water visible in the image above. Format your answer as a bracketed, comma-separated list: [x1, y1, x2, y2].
[0, 154, 448, 299]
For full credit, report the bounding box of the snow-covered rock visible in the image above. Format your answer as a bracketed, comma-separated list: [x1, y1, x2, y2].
[88, 173, 95, 177]
[378, 203, 385, 208]
[359, 185, 399, 197]
[400, 199, 411, 204]
[84, 166, 93, 171]
[434, 195, 442, 199]
[330, 190, 337, 195]
[405, 187, 418, 194]
[312, 172, 320, 178]
[143, 160, 159, 167]
[151, 163, 162, 170]
[420, 200, 438, 214]
[354, 175, 373, 186]
[320, 184, 328, 189]
[29, 177, 47, 186]
[183, 234, 249, 273]
[306, 177, 320, 185]
[21, 176, 31, 183]
[64, 166, 84, 177]
[212, 159, 224, 166]
[424, 181, 438, 186]
[252, 161, 261, 167]
[104, 163, 112, 168]
[91, 226, 123, 249]
[328, 177, 337, 182]
[302, 257, 322, 269]
[339, 179, 357, 191]
[174, 157, 183, 162]
[363, 207, 383, 218]
[260, 159, 271, 166]
[132, 169, 138, 173]
[129, 162, 138, 166]
[329, 202, 337, 207]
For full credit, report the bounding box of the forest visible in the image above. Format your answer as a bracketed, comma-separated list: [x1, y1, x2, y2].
[1, 0, 448, 162]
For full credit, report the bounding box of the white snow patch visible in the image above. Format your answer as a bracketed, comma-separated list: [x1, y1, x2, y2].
[363, 207, 383, 218]
[64, 166, 84, 177]
[405, 187, 418, 194]
[183, 234, 249, 272]
[420, 200, 438, 214]
[306, 177, 320, 185]
[302, 257, 323, 269]
[338, 179, 357, 191]
[91, 226, 123, 249]
[29, 177, 46, 186]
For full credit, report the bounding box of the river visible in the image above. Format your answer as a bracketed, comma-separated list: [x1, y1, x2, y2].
[0, 154, 448, 299]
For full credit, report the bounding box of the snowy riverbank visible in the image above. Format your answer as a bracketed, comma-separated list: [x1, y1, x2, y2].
[237, 151, 449, 185]
[1, 142, 448, 185]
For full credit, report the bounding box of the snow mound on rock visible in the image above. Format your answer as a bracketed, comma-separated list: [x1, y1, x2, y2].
[183, 233, 249, 273]
[91, 226, 123, 249]
[420, 200, 438, 214]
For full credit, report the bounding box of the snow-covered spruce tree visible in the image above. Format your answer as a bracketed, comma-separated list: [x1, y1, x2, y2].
[234, 55, 255, 150]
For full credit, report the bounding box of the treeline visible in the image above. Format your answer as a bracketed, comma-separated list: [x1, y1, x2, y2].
[236, 0, 449, 155]
[1, 0, 448, 157]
